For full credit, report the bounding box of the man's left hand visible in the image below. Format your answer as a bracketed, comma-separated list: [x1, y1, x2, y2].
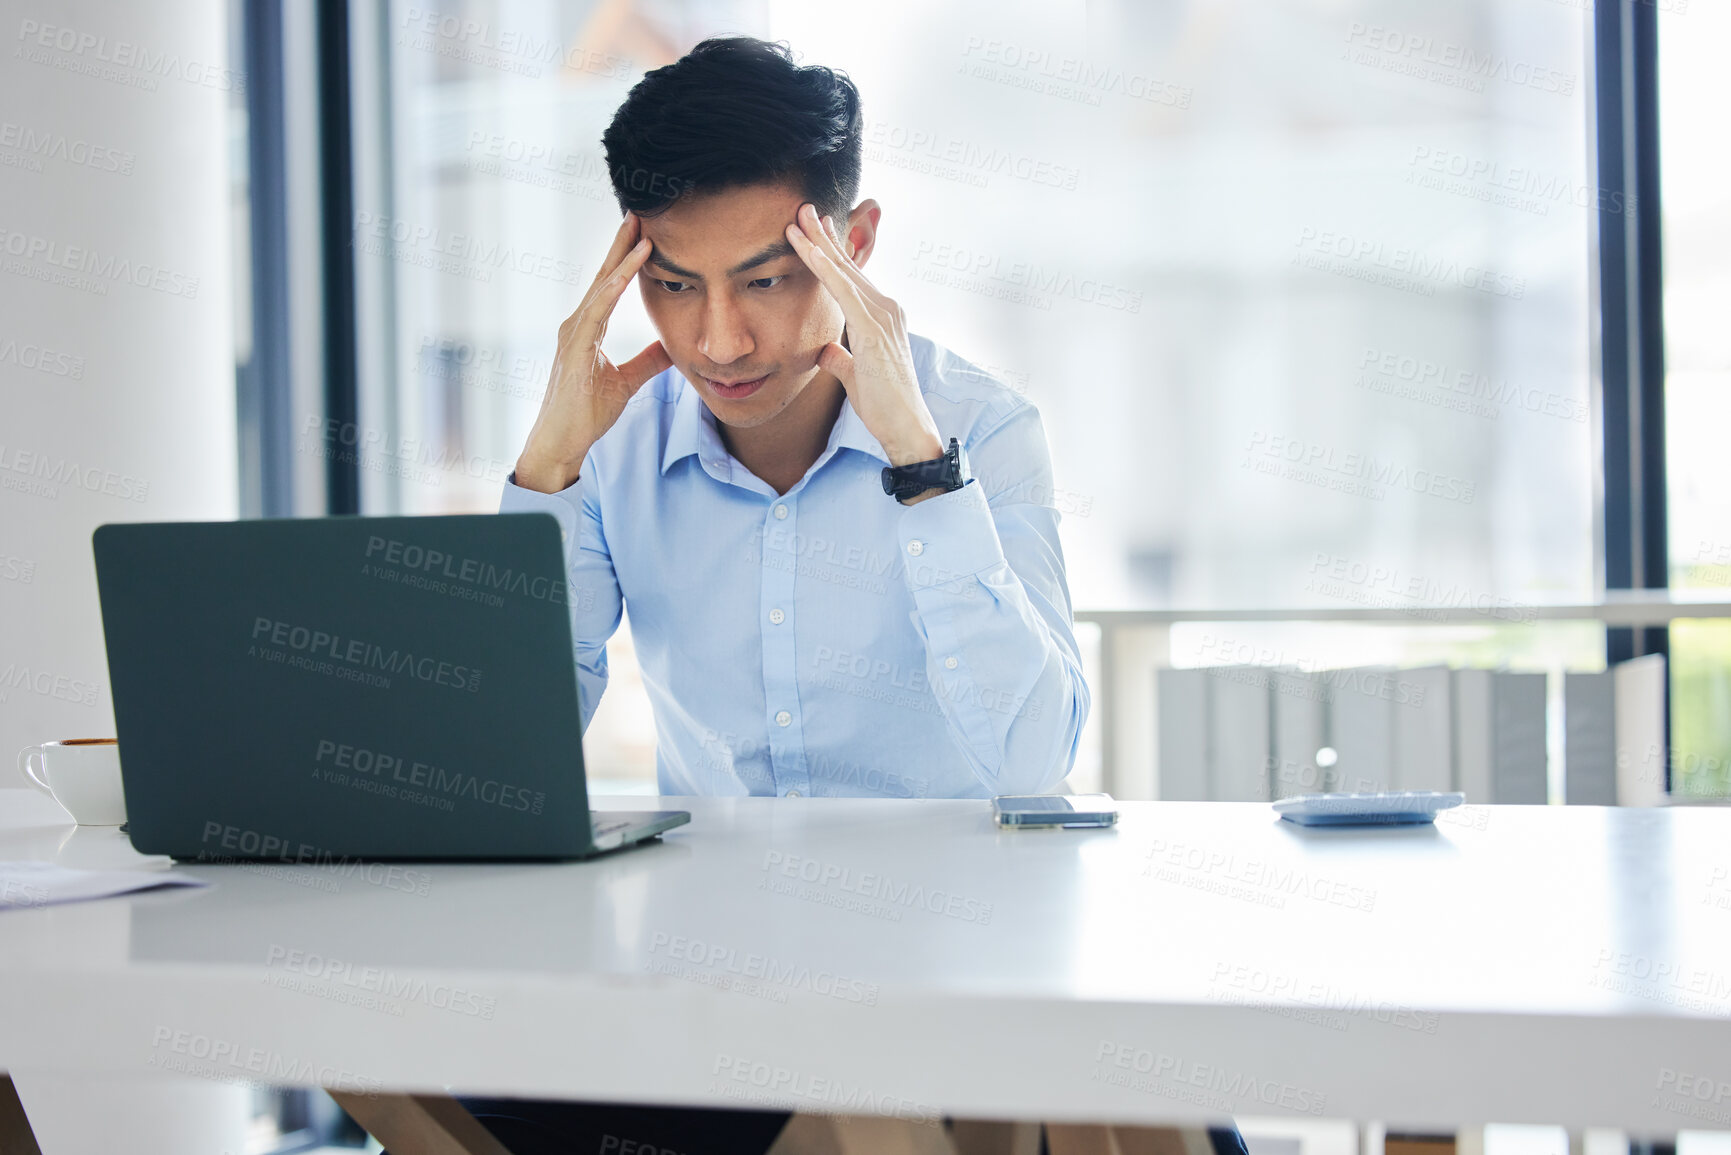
[785, 203, 945, 476]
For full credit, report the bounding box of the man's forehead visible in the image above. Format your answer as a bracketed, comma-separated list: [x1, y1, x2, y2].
[641, 182, 810, 274]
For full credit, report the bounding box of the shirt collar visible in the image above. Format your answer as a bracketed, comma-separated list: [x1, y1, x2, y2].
[661, 372, 720, 475]
[661, 371, 893, 476]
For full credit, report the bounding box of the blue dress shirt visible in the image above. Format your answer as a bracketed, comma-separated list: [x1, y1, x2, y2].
[498, 333, 1089, 799]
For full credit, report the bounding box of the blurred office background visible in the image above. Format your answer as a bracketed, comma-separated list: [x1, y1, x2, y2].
[245, 0, 1730, 797]
[3, 0, 1727, 797]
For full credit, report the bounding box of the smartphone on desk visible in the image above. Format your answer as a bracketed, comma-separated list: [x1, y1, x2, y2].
[993, 794, 1119, 828]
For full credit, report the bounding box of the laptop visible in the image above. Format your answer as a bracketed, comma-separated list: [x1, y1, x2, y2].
[91, 513, 688, 861]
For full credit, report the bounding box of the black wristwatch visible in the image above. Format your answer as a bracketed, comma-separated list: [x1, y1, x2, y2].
[881, 437, 969, 504]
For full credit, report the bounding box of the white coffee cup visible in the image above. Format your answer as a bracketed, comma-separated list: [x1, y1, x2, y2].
[17, 739, 128, 825]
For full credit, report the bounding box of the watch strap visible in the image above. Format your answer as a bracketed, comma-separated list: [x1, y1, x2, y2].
[881, 437, 965, 502]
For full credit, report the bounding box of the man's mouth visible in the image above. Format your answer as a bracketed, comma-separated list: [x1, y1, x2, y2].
[701, 372, 770, 399]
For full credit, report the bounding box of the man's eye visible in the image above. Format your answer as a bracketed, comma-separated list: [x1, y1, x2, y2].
[748, 276, 785, 290]
[655, 279, 692, 294]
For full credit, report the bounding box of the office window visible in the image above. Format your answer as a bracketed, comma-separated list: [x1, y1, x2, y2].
[352, 0, 1597, 787]
[1661, 0, 1731, 797]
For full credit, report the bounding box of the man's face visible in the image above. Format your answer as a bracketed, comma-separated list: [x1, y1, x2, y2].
[636, 181, 858, 431]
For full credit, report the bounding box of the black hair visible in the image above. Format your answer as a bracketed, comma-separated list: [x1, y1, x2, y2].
[602, 36, 863, 223]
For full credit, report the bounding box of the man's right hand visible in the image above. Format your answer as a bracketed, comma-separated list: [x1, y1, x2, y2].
[514, 211, 673, 494]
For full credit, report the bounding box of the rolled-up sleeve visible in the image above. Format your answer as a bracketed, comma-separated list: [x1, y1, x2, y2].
[894, 403, 1090, 794]
[499, 470, 623, 733]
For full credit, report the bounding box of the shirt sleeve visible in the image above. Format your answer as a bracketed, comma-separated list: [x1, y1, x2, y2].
[894, 403, 1091, 794]
[499, 468, 624, 734]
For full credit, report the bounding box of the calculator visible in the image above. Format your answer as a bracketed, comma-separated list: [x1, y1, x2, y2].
[1272, 791, 1466, 826]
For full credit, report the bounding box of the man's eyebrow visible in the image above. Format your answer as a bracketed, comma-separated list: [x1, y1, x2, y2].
[726, 239, 798, 277]
[646, 239, 799, 280]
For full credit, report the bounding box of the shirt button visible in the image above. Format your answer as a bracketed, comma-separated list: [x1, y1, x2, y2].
[774, 504, 789, 520]
[786, 789, 802, 798]
[775, 710, 792, 727]
[945, 656, 959, 669]
[907, 540, 924, 556]
[769, 608, 785, 625]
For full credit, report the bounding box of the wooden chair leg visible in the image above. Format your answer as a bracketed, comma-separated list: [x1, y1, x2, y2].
[768, 1113, 847, 1155]
[833, 1114, 959, 1155]
[328, 1090, 515, 1155]
[949, 1118, 1043, 1155]
[1386, 1133, 1458, 1155]
[767, 1112, 959, 1155]
[1047, 1123, 1120, 1155]
[1047, 1123, 1219, 1155]
[1109, 1125, 1199, 1155]
[0, 1075, 45, 1155]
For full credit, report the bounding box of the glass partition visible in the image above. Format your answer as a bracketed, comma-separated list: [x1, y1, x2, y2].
[354, 0, 1598, 786]
[1661, 1, 1731, 798]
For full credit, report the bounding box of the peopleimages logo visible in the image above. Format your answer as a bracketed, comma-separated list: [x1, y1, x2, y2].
[1093, 1042, 1327, 1115]
[249, 617, 482, 692]
[265, 944, 497, 1020]
[1406, 146, 1635, 218]
[1354, 345, 1586, 424]
[0, 662, 99, 707]
[0, 226, 200, 298]
[198, 822, 432, 896]
[397, 7, 632, 79]
[909, 239, 1142, 313]
[0, 335, 85, 379]
[16, 19, 246, 92]
[364, 534, 568, 606]
[864, 119, 1081, 191]
[1208, 962, 1440, 1034]
[648, 932, 879, 1006]
[0, 443, 149, 502]
[0, 120, 134, 174]
[0, 553, 38, 583]
[416, 334, 550, 402]
[958, 37, 1193, 109]
[1243, 430, 1475, 505]
[148, 1027, 379, 1097]
[1294, 227, 1525, 300]
[760, 850, 994, 925]
[1146, 836, 1378, 912]
[710, 1055, 938, 1124]
[313, 739, 545, 816]
[1654, 1068, 1731, 1126]
[464, 130, 603, 178]
[1342, 21, 1575, 96]
[351, 210, 584, 285]
[1305, 552, 1536, 624]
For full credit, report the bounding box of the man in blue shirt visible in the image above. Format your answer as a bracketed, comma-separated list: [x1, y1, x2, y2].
[500, 39, 1090, 801]
[440, 34, 1233, 1155]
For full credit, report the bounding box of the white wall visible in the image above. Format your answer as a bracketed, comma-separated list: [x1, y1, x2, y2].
[1, 0, 237, 763]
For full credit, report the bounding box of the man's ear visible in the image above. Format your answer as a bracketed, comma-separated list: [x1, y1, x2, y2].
[837, 198, 882, 268]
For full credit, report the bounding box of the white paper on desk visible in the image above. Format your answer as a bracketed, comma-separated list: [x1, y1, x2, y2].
[0, 861, 209, 910]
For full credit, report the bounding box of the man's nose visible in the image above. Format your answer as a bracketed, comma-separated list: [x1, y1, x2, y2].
[697, 294, 755, 365]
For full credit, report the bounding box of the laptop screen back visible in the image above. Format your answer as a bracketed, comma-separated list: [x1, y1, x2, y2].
[93, 513, 595, 860]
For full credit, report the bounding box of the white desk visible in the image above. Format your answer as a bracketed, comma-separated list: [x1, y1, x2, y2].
[3, 789, 1730, 1142]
